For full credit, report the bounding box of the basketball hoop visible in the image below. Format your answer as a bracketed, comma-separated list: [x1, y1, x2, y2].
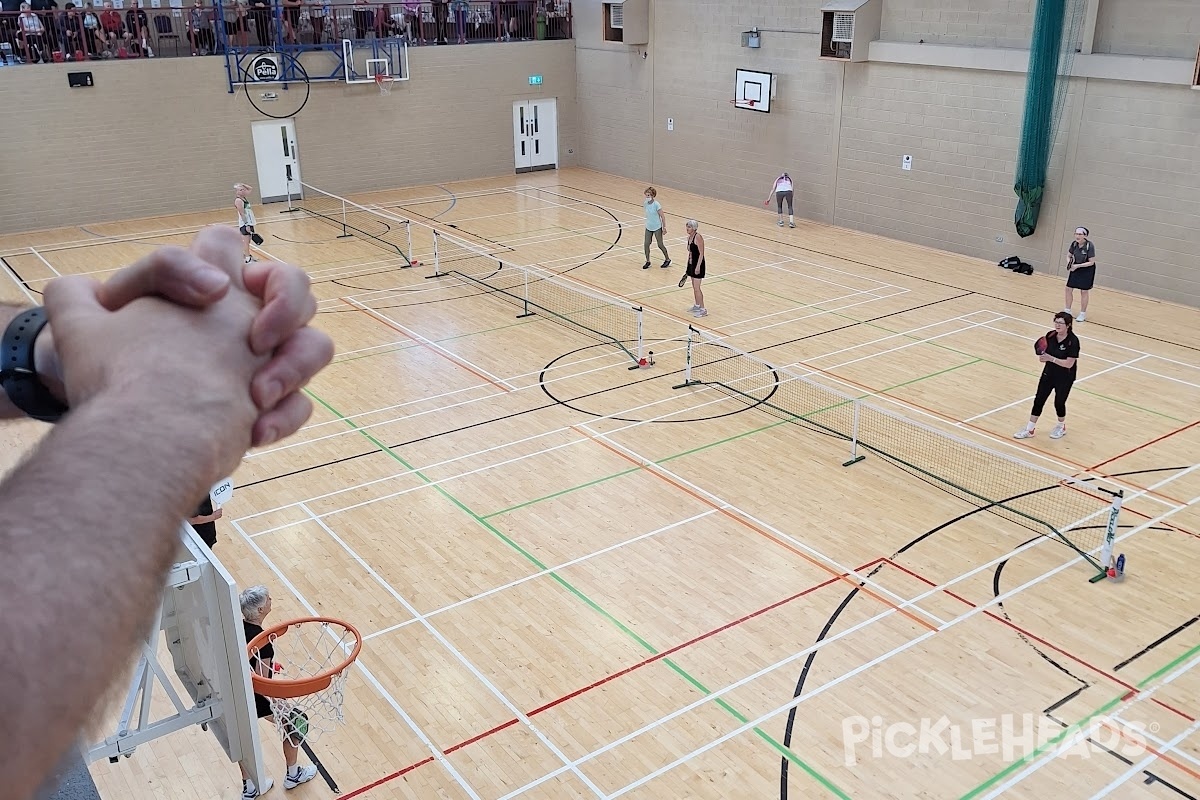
[730, 98, 757, 110]
[247, 617, 362, 745]
[375, 72, 395, 95]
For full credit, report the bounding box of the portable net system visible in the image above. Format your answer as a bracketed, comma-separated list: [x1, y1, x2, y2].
[433, 226, 646, 368]
[288, 182, 415, 266]
[675, 327, 1121, 577]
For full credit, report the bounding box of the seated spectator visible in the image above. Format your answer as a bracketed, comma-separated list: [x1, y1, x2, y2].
[187, 0, 213, 53]
[81, 1, 101, 56]
[60, 1, 86, 57]
[123, 0, 151, 55]
[400, 0, 421, 44]
[16, 2, 48, 62]
[98, 0, 127, 56]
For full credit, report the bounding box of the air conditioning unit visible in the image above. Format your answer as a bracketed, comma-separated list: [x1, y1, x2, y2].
[830, 12, 854, 43]
[820, 0, 881, 62]
[609, 3, 622, 29]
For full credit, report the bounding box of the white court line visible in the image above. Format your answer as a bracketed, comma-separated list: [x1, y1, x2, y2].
[251, 332, 652, 458]
[498, 493, 1192, 800]
[981, 646, 1200, 800]
[1110, 717, 1200, 770]
[27, 246, 62, 277]
[1086, 718, 1200, 800]
[300, 504, 608, 798]
[963, 355, 1151, 423]
[992, 312, 1200, 374]
[344, 297, 518, 391]
[362, 510, 719, 642]
[979, 320, 1200, 392]
[0, 255, 38, 303]
[786, 314, 1002, 374]
[229, 517, 485, 800]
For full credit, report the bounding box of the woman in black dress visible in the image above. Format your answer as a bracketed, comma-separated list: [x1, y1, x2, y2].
[679, 219, 707, 318]
[1064, 226, 1096, 323]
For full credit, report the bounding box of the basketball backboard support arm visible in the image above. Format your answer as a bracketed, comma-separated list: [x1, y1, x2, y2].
[85, 525, 267, 792]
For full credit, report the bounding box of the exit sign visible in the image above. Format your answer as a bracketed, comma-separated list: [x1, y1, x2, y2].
[528, 75, 543, 85]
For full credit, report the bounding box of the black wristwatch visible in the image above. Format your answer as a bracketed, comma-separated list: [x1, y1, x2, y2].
[1, 306, 69, 423]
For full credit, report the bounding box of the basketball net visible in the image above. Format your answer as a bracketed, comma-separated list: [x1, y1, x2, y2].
[375, 72, 395, 95]
[248, 617, 361, 746]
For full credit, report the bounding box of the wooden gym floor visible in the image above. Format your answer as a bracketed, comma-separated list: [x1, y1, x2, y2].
[3, 168, 1199, 800]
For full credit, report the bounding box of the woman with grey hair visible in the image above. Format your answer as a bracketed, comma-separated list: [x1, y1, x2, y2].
[233, 183, 262, 265]
[237, 585, 318, 798]
[678, 219, 707, 317]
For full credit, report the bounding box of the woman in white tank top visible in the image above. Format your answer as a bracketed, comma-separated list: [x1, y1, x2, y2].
[234, 183, 259, 264]
[764, 172, 795, 228]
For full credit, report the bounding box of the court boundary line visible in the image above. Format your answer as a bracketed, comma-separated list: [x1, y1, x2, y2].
[298, 503, 610, 798]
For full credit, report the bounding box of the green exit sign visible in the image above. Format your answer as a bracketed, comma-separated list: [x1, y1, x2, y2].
[528, 75, 543, 85]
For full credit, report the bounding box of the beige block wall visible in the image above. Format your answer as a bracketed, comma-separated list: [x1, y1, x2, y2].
[1094, 0, 1200, 58]
[0, 41, 578, 233]
[880, 0, 1036, 49]
[573, 0, 1200, 306]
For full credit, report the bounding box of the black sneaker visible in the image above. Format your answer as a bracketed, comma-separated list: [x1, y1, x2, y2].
[661, 258, 671, 268]
[642, 261, 651, 269]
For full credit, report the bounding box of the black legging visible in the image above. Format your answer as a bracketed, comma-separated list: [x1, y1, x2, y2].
[775, 190, 794, 215]
[1030, 371, 1073, 419]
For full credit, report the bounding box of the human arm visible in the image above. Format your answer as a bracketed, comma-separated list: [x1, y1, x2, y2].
[765, 178, 779, 203]
[1038, 353, 1076, 368]
[2, 232, 332, 444]
[696, 232, 705, 262]
[188, 507, 224, 524]
[657, 205, 666, 234]
[1, 227, 269, 800]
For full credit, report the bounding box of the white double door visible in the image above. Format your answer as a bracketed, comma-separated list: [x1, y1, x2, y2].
[512, 99, 558, 173]
[250, 119, 302, 203]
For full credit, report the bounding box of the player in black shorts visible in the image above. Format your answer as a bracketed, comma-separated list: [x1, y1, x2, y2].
[679, 219, 707, 318]
[238, 585, 318, 799]
[1014, 312, 1080, 441]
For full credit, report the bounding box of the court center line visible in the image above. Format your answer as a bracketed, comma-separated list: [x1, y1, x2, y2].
[27, 246, 61, 277]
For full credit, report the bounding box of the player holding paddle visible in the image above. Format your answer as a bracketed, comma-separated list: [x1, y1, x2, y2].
[1014, 311, 1079, 441]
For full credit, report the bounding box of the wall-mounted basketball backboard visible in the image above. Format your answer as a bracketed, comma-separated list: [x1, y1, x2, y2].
[86, 524, 267, 791]
[735, 68, 774, 112]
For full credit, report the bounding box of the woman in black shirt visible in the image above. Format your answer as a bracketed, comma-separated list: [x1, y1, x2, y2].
[1014, 312, 1079, 441]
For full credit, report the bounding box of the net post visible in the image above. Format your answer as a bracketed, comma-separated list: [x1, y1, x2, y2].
[516, 268, 535, 318]
[281, 170, 300, 214]
[672, 325, 699, 388]
[843, 399, 866, 466]
[1089, 488, 1124, 583]
[406, 220, 413, 264]
[424, 228, 445, 278]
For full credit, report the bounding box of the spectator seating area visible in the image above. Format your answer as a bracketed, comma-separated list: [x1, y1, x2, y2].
[0, 0, 571, 63]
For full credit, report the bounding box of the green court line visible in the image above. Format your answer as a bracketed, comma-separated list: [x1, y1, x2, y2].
[304, 388, 852, 799]
[719, 277, 1184, 423]
[960, 640, 1200, 799]
[483, 358, 984, 520]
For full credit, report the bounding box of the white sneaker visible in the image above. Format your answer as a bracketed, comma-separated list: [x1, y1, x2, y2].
[284, 766, 318, 790]
[1076, 312, 1086, 322]
[1013, 428, 1035, 439]
[242, 777, 274, 799]
[692, 308, 708, 317]
[1050, 424, 1066, 439]
[687, 304, 700, 312]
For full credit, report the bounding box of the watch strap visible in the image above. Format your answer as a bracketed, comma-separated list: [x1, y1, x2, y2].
[1, 306, 69, 423]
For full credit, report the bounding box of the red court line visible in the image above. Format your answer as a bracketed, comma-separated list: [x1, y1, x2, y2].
[337, 296, 512, 393]
[1088, 418, 1200, 472]
[883, 558, 1196, 723]
[573, 425, 940, 633]
[338, 558, 884, 799]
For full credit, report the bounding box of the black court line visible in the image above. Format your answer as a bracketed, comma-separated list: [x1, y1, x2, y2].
[244, 291, 974, 489]
[300, 741, 339, 793]
[778, 467, 1191, 800]
[1, 256, 41, 297]
[553, 182, 1200, 355]
[1115, 614, 1200, 672]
